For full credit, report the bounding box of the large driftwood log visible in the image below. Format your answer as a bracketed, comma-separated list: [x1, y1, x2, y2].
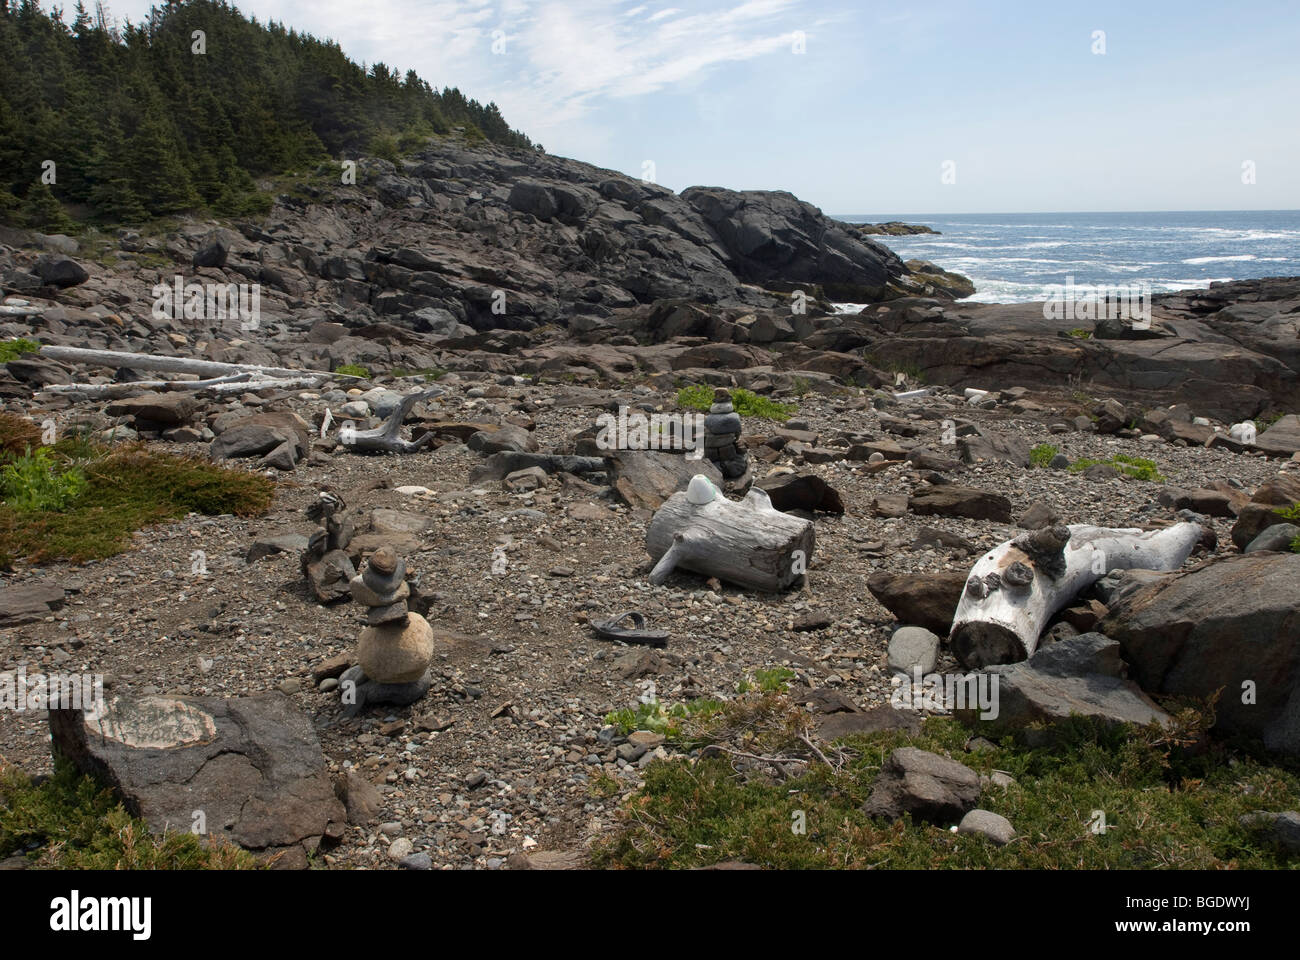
[949, 521, 1203, 668]
[645, 475, 814, 592]
[37, 345, 358, 381]
[43, 374, 326, 398]
[339, 388, 443, 454]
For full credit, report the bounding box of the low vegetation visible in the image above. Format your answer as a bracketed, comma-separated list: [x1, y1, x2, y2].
[1029, 443, 1058, 468]
[1273, 502, 1300, 552]
[0, 337, 41, 363]
[676, 385, 797, 422]
[0, 760, 257, 869]
[592, 686, 1300, 870]
[334, 363, 371, 379]
[0, 423, 273, 566]
[1069, 453, 1165, 482]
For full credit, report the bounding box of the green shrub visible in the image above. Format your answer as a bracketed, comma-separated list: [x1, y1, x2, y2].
[1, 447, 87, 512]
[1069, 453, 1164, 482]
[1, 760, 258, 869]
[0, 444, 272, 566]
[1029, 443, 1058, 468]
[334, 363, 370, 378]
[0, 338, 41, 362]
[1067, 328, 1092, 339]
[675, 386, 796, 422]
[1274, 503, 1300, 553]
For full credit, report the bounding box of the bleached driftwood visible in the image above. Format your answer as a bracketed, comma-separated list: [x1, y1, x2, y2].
[37, 345, 360, 381]
[949, 521, 1203, 667]
[645, 475, 815, 592]
[338, 388, 444, 454]
[0, 304, 45, 316]
[43, 373, 325, 398]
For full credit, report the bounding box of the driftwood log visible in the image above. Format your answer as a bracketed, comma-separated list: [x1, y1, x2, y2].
[44, 373, 327, 398]
[645, 475, 814, 591]
[36, 345, 359, 382]
[339, 388, 443, 454]
[949, 521, 1203, 667]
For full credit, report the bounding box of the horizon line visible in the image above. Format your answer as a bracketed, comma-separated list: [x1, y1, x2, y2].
[833, 208, 1300, 218]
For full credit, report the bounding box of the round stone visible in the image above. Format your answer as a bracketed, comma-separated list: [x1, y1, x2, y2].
[958, 809, 1016, 845]
[357, 613, 436, 684]
[370, 546, 398, 576]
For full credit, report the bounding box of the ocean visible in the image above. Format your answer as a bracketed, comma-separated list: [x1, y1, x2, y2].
[837, 210, 1300, 303]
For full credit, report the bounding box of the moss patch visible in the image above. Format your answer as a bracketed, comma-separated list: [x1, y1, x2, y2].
[0, 439, 273, 566]
[0, 760, 258, 869]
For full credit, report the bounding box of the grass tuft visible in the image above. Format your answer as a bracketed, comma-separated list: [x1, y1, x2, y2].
[676, 386, 797, 422]
[0, 759, 259, 869]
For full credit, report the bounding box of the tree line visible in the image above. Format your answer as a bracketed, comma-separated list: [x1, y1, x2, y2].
[0, 0, 535, 230]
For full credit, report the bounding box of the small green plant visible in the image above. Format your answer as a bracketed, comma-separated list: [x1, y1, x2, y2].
[1067, 328, 1092, 339]
[677, 385, 795, 422]
[1069, 453, 1165, 482]
[1273, 503, 1300, 552]
[334, 363, 370, 378]
[1, 447, 87, 512]
[1, 760, 258, 869]
[0, 338, 41, 362]
[790, 376, 814, 396]
[1254, 412, 1285, 432]
[604, 697, 726, 740]
[1029, 443, 1058, 468]
[389, 366, 447, 382]
[753, 666, 796, 692]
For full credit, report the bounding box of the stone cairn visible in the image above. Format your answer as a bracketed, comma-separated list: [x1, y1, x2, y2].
[702, 387, 749, 479]
[338, 546, 436, 716]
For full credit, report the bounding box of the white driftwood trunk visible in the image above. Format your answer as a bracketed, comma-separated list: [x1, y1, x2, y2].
[37, 345, 358, 381]
[949, 521, 1202, 667]
[0, 304, 45, 316]
[42, 373, 325, 397]
[645, 476, 814, 592]
[339, 388, 443, 454]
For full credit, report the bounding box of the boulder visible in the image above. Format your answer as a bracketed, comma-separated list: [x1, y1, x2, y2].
[609, 450, 722, 512]
[467, 424, 538, 455]
[862, 747, 981, 823]
[958, 809, 1016, 845]
[909, 485, 1013, 522]
[1099, 552, 1300, 753]
[49, 693, 345, 863]
[956, 633, 1169, 740]
[104, 393, 201, 426]
[867, 570, 967, 635]
[1256, 414, 1300, 458]
[1245, 523, 1300, 553]
[33, 255, 88, 288]
[753, 472, 844, 514]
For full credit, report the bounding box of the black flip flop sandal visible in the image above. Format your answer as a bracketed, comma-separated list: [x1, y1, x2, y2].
[591, 611, 670, 647]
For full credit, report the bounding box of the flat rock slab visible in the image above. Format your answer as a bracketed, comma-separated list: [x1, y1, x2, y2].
[909, 485, 1013, 522]
[609, 450, 721, 512]
[50, 692, 343, 863]
[0, 580, 66, 626]
[1256, 414, 1300, 457]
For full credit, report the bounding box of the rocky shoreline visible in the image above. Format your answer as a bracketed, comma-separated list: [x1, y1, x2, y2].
[2, 136, 1299, 870]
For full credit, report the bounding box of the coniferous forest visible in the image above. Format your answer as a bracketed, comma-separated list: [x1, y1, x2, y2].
[0, 0, 534, 229]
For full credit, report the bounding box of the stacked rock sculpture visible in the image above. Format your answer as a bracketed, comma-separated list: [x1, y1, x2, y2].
[702, 388, 749, 479]
[339, 546, 435, 716]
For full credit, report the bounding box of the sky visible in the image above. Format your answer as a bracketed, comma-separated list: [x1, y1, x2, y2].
[86, 0, 1300, 214]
